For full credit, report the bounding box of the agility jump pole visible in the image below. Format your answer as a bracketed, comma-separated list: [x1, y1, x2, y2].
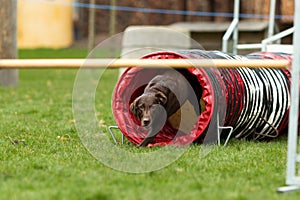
[0, 59, 290, 69]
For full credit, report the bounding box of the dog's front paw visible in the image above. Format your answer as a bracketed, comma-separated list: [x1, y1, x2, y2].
[137, 136, 156, 147]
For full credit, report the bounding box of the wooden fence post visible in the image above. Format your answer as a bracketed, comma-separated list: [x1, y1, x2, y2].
[0, 0, 19, 86]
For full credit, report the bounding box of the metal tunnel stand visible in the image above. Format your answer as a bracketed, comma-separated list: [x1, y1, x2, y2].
[222, 0, 277, 54]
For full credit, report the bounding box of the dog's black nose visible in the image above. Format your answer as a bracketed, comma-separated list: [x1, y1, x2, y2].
[142, 118, 150, 126]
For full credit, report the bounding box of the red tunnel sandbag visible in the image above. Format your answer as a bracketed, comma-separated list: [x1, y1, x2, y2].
[112, 50, 293, 146]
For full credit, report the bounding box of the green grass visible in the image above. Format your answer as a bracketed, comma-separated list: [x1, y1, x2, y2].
[0, 48, 299, 200]
[19, 48, 89, 58]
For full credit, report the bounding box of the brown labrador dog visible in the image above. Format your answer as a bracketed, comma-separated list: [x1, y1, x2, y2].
[130, 69, 201, 147]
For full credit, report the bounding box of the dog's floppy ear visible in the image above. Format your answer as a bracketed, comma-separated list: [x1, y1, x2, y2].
[155, 92, 167, 105]
[130, 98, 139, 117]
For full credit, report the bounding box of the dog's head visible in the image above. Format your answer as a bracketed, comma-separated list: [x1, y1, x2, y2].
[130, 92, 167, 126]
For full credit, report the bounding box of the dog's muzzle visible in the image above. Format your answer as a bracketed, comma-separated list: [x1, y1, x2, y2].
[142, 117, 151, 126]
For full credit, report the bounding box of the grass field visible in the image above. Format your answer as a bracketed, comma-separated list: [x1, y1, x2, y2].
[0, 48, 299, 200]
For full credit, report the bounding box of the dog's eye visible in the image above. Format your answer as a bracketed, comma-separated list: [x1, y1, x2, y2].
[138, 104, 144, 110]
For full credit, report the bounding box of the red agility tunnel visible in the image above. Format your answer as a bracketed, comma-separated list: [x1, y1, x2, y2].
[112, 50, 292, 146]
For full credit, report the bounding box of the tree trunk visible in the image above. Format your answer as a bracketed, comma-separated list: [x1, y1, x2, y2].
[0, 0, 18, 86]
[88, 0, 96, 51]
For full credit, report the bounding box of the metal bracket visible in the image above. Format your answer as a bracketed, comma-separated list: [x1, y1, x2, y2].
[217, 113, 233, 146]
[254, 116, 280, 139]
[218, 126, 234, 146]
[108, 126, 124, 144]
[277, 185, 300, 193]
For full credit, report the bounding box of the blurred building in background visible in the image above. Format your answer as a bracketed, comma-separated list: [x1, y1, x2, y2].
[16, 0, 294, 48]
[78, 0, 293, 39]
